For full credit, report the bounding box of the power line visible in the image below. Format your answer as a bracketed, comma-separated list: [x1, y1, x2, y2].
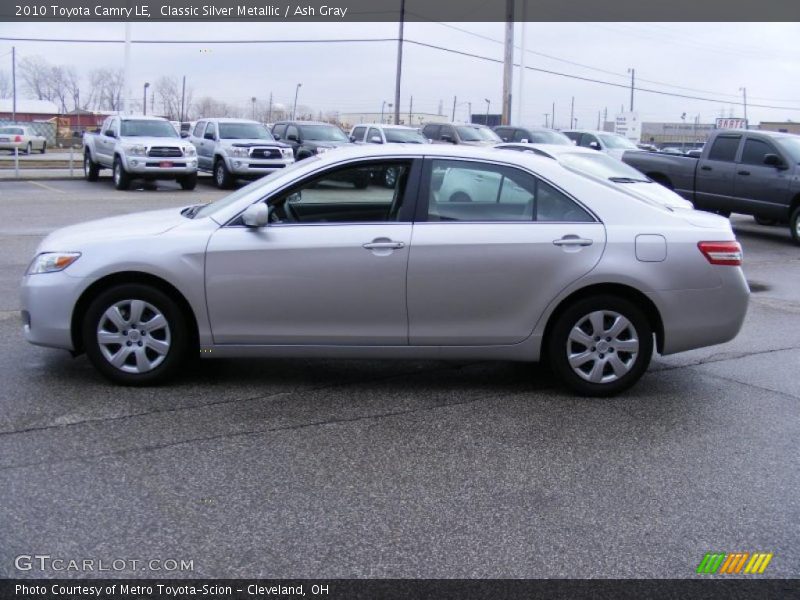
[0, 36, 396, 44]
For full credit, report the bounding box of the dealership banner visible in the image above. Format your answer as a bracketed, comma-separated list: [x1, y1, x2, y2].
[2, 579, 799, 599]
[2, 0, 800, 22]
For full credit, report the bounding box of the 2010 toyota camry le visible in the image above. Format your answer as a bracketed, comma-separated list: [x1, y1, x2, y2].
[21, 144, 749, 396]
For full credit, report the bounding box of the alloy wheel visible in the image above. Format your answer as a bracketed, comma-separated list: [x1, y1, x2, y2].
[96, 299, 171, 374]
[566, 310, 639, 384]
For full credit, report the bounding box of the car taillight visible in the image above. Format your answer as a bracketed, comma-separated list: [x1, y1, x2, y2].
[14, 135, 22, 142]
[698, 241, 742, 266]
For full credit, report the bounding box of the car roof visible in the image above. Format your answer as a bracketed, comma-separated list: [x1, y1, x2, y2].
[203, 117, 262, 124]
[563, 129, 616, 135]
[275, 120, 335, 126]
[352, 123, 416, 130]
[497, 143, 599, 159]
[118, 115, 168, 121]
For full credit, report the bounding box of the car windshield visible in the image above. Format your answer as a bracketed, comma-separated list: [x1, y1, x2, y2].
[476, 127, 502, 141]
[192, 159, 316, 220]
[597, 134, 639, 150]
[218, 122, 273, 140]
[774, 136, 800, 162]
[299, 125, 348, 142]
[558, 152, 649, 182]
[384, 128, 426, 143]
[528, 130, 573, 145]
[121, 120, 179, 138]
[0, 127, 24, 134]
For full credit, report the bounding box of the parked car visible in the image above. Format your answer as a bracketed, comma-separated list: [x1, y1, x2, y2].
[562, 130, 640, 159]
[21, 144, 748, 396]
[493, 126, 573, 145]
[349, 123, 428, 145]
[660, 147, 686, 155]
[421, 122, 501, 146]
[189, 118, 294, 188]
[83, 115, 198, 190]
[496, 143, 693, 209]
[685, 147, 703, 159]
[622, 130, 800, 243]
[271, 121, 351, 160]
[0, 125, 47, 154]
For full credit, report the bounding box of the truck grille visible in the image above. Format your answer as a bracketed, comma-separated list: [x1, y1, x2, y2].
[148, 146, 182, 158]
[250, 148, 282, 159]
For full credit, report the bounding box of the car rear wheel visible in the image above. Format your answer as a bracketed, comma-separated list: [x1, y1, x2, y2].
[178, 173, 197, 190]
[84, 152, 100, 181]
[25, 142, 32, 155]
[214, 159, 233, 189]
[40, 141, 46, 154]
[383, 167, 399, 188]
[82, 284, 190, 385]
[790, 206, 800, 245]
[113, 156, 131, 190]
[548, 295, 653, 396]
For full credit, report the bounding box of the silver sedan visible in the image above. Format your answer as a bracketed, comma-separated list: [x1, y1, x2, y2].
[0, 125, 47, 154]
[21, 145, 749, 396]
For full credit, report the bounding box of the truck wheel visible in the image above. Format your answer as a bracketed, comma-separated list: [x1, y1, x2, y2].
[547, 295, 653, 397]
[84, 151, 100, 182]
[754, 216, 778, 226]
[113, 156, 131, 190]
[40, 142, 46, 154]
[214, 159, 233, 189]
[791, 206, 800, 245]
[82, 283, 190, 386]
[178, 173, 198, 191]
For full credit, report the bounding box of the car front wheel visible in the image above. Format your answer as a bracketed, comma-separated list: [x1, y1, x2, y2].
[113, 156, 131, 190]
[82, 284, 190, 385]
[791, 206, 800, 245]
[548, 295, 653, 396]
[84, 152, 100, 181]
[214, 159, 233, 189]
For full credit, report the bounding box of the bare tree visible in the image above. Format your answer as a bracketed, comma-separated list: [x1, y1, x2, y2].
[0, 70, 10, 98]
[87, 68, 124, 111]
[194, 96, 241, 119]
[156, 76, 193, 120]
[19, 55, 53, 101]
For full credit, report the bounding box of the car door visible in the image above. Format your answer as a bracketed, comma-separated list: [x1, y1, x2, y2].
[197, 122, 216, 170]
[284, 124, 301, 157]
[694, 134, 741, 212]
[205, 158, 420, 345]
[733, 136, 792, 218]
[406, 158, 605, 345]
[98, 117, 117, 166]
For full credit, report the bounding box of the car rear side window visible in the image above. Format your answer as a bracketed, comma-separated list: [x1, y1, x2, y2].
[425, 159, 594, 223]
[707, 136, 741, 162]
[740, 138, 775, 166]
[272, 124, 286, 139]
[422, 124, 440, 140]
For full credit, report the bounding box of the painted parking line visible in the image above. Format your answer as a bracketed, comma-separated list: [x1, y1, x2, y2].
[26, 181, 65, 193]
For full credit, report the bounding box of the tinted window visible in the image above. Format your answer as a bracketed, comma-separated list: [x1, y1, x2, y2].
[272, 124, 286, 138]
[707, 136, 741, 162]
[286, 125, 299, 140]
[367, 128, 382, 143]
[298, 125, 347, 142]
[204, 122, 216, 139]
[563, 131, 581, 143]
[422, 124, 440, 139]
[192, 121, 205, 137]
[740, 138, 775, 166]
[512, 129, 529, 142]
[273, 161, 411, 224]
[426, 159, 593, 223]
[578, 134, 599, 148]
[495, 127, 513, 142]
[351, 126, 366, 141]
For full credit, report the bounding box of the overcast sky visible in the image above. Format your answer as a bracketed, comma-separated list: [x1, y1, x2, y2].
[1, 21, 799, 126]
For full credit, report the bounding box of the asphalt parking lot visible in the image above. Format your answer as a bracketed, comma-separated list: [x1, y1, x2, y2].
[0, 177, 798, 579]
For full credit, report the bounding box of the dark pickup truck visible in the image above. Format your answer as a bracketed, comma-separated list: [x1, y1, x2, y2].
[622, 130, 800, 244]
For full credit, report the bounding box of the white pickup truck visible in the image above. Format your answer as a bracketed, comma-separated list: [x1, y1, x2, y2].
[83, 115, 198, 190]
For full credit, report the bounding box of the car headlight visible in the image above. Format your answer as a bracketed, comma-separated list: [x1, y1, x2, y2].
[27, 252, 81, 275]
[281, 148, 294, 158]
[123, 144, 146, 156]
[183, 145, 197, 157]
[227, 146, 248, 158]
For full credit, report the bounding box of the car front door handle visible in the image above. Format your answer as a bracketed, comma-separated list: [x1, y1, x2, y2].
[362, 240, 405, 250]
[738, 170, 750, 176]
[700, 165, 712, 171]
[553, 236, 593, 247]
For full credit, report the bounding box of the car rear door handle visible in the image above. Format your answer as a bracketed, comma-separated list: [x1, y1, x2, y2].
[738, 170, 750, 176]
[553, 236, 593, 247]
[700, 165, 712, 171]
[363, 240, 405, 250]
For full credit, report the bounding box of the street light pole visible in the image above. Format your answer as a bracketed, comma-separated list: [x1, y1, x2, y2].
[292, 83, 302, 120]
[143, 82, 149, 115]
[484, 98, 490, 126]
[11, 46, 16, 122]
[393, 0, 405, 125]
[739, 87, 748, 128]
[544, 113, 549, 128]
[628, 68, 635, 112]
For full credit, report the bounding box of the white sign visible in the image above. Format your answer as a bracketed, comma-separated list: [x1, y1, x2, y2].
[715, 118, 747, 129]
[615, 112, 641, 142]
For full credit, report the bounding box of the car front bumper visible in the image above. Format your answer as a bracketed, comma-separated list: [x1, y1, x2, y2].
[20, 271, 88, 351]
[125, 157, 198, 176]
[224, 156, 294, 177]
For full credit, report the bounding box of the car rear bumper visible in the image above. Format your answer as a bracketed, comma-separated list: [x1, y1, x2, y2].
[651, 266, 749, 355]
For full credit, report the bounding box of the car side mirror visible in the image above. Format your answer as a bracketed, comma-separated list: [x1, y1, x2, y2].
[763, 153, 786, 169]
[180, 131, 189, 138]
[242, 203, 269, 228]
[589, 141, 600, 150]
[204, 132, 215, 141]
[369, 135, 383, 144]
[273, 134, 281, 140]
[349, 135, 356, 142]
[287, 134, 298, 142]
[104, 130, 115, 138]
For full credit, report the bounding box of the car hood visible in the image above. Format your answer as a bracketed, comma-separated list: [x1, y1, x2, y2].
[605, 148, 629, 160]
[38, 208, 187, 251]
[118, 136, 187, 147]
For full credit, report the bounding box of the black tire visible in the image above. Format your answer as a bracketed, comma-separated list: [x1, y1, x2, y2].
[40, 141, 46, 154]
[383, 167, 399, 188]
[25, 142, 32, 155]
[178, 173, 198, 191]
[213, 159, 233, 189]
[547, 295, 654, 397]
[84, 151, 100, 182]
[113, 156, 131, 190]
[449, 191, 472, 203]
[790, 205, 800, 246]
[754, 216, 778, 226]
[82, 283, 191, 386]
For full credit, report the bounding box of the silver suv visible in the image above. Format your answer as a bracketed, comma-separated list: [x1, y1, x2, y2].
[190, 118, 294, 188]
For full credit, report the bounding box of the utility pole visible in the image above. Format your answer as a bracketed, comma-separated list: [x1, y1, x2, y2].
[603, 106, 607, 129]
[739, 87, 748, 127]
[11, 46, 16, 122]
[570, 96, 574, 129]
[628, 68, 635, 111]
[544, 113, 549, 127]
[451, 96, 457, 121]
[393, 0, 405, 125]
[180, 75, 186, 123]
[409, 95, 413, 125]
[467, 101, 472, 123]
[552, 102, 555, 129]
[501, 0, 514, 125]
[515, 0, 527, 125]
[143, 82, 149, 115]
[484, 99, 490, 126]
[122, 23, 131, 113]
[251, 96, 256, 120]
[268, 92, 273, 122]
[597, 110, 601, 129]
